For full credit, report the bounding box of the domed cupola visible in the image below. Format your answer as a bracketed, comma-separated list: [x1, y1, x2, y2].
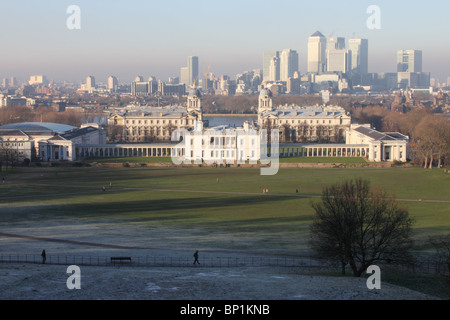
[258, 87, 273, 113]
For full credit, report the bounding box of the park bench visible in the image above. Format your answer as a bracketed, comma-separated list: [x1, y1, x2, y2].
[110, 257, 132, 263]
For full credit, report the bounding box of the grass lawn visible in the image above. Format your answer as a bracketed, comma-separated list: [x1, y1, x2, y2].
[0, 166, 449, 253]
[280, 157, 367, 164]
[85, 156, 174, 163]
[1, 165, 449, 299]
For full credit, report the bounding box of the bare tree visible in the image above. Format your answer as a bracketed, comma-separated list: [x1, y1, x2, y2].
[0, 143, 26, 171]
[309, 178, 414, 277]
[428, 234, 450, 276]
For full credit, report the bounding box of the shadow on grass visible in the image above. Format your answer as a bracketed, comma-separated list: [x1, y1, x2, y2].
[1, 193, 307, 222]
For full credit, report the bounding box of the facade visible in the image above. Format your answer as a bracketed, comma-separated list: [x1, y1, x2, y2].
[327, 49, 352, 74]
[108, 88, 203, 142]
[107, 76, 119, 92]
[86, 76, 96, 92]
[398, 72, 430, 89]
[348, 38, 369, 75]
[327, 37, 346, 51]
[269, 56, 280, 82]
[0, 129, 35, 161]
[397, 50, 422, 73]
[187, 56, 199, 86]
[307, 31, 327, 74]
[345, 124, 409, 162]
[131, 80, 158, 96]
[29, 75, 47, 86]
[280, 49, 299, 81]
[257, 88, 351, 142]
[173, 121, 261, 164]
[38, 124, 106, 161]
[0, 122, 105, 162]
[263, 51, 279, 81]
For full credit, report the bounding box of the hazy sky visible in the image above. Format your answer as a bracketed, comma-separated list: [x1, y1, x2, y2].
[1, 0, 450, 84]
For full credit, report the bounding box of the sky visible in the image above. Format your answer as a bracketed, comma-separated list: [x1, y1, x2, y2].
[1, 0, 450, 84]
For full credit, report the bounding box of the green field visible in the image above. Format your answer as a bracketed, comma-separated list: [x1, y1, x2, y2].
[0, 166, 449, 255]
[280, 157, 367, 164]
[86, 156, 173, 163]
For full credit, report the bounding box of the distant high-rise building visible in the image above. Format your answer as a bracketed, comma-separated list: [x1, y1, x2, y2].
[86, 76, 95, 91]
[397, 50, 422, 73]
[280, 49, 299, 81]
[10, 77, 17, 87]
[327, 49, 351, 74]
[2, 78, 9, 88]
[348, 38, 369, 75]
[135, 76, 144, 82]
[179, 56, 199, 86]
[269, 56, 280, 82]
[187, 56, 199, 86]
[29, 75, 48, 86]
[327, 37, 346, 51]
[307, 31, 327, 74]
[263, 51, 279, 81]
[107, 76, 118, 92]
[180, 67, 189, 85]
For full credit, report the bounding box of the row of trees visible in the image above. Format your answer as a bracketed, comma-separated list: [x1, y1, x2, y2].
[0, 106, 84, 127]
[351, 107, 450, 168]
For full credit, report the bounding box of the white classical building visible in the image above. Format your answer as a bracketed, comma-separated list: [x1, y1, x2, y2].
[172, 120, 261, 164]
[108, 88, 204, 142]
[257, 87, 351, 142]
[0, 122, 106, 162]
[345, 124, 409, 162]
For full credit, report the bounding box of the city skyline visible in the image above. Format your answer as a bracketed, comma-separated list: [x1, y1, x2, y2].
[1, 0, 450, 83]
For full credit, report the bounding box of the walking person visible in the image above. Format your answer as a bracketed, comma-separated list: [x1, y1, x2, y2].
[193, 250, 200, 265]
[41, 250, 46, 264]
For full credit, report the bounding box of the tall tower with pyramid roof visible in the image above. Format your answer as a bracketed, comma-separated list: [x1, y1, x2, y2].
[308, 31, 327, 74]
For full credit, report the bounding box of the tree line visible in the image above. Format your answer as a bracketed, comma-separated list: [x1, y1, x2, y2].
[351, 106, 450, 168]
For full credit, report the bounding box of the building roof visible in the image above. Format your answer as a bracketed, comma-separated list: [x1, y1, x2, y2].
[111, 106, 189, 118]
[353, 126, 408, 141]
[311, 31, 325, 38]
[259, 87, 273, 98]
[49, 126, 99, 141]
[0, 129, 28, 137]
[261, 105, 348, 118]
[0, 122, 77, 134]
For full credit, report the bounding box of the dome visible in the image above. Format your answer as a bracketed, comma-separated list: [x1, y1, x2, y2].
[259, 88, 272, 98]
[188, 87, 202, 98]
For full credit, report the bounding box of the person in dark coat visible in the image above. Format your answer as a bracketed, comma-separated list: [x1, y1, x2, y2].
[193, 250, 200, 265]
[41, 250, 46, 264]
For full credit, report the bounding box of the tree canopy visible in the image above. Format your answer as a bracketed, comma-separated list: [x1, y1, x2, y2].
[309, 178, 415, 277]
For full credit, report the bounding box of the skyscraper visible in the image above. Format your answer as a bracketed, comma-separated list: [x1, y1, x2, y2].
[269, 56, 280, 82]
[180, 67, 188, 85]
[327, 49, 351, 74]
[263, 51, 279, 81]
[348, 38, 369, 75]
[280, 49, 299, 81]
[86, 76, 95, 91]
[397, 50, 422, 73]
[187, 56, 199, 86]
[307, 31, 327, 74]
[327, 37, 346, 51]
[107, 76, 118, 92]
